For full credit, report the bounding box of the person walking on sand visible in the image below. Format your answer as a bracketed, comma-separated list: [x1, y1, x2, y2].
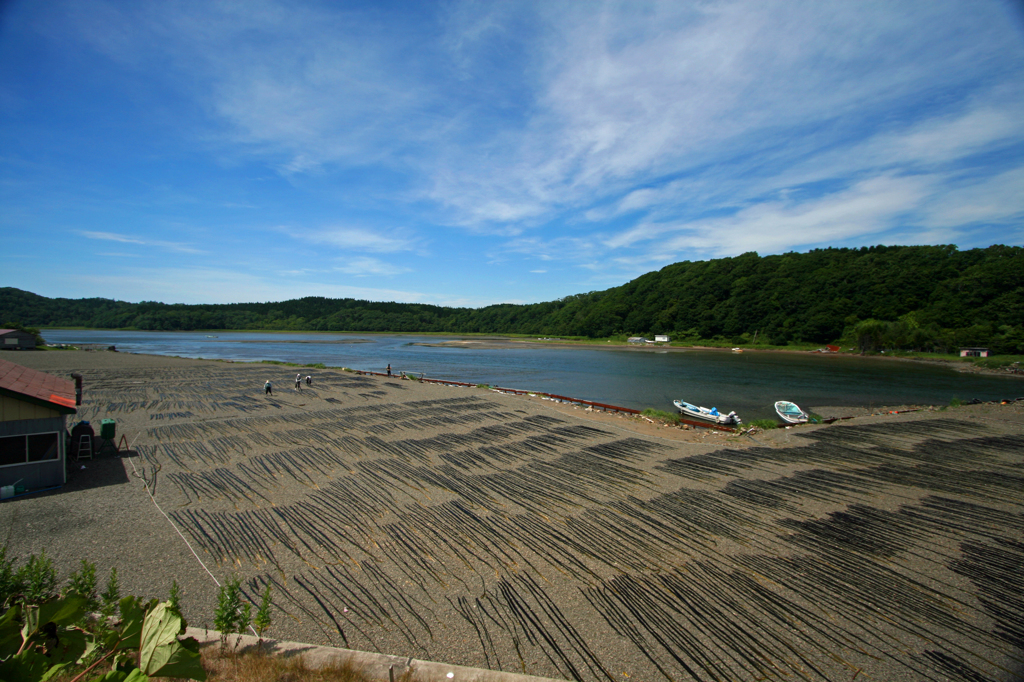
[295, 373, 302, 389]
[305, 375, 311, 386]
[386, 364, 392, 377]
[264, 380, 272, 395]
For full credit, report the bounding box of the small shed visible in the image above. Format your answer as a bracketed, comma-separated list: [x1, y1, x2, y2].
[0, 359, 76, 492]
[960, 348, 990, 358]
[0, 329, 36, 351]
[654, 335, 670, 343]
[627, 337, 648, 344]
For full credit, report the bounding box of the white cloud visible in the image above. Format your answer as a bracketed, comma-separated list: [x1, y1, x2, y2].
[921, 165, 1024, 229]
[657, 174, 932, 257]
[296, 227, 416, 254]
[49, 267, 434, 305]
[79, 230, 204, 254]
[334, 257, 411, 277]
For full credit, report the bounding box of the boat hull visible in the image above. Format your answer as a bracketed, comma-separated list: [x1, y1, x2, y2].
[775, 400, 809, 424]
[674, 400, 741, 425]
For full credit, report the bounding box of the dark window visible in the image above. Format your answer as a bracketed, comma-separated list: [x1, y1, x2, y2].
[0, 436, 26, 466]
[27, 433, 59, 462]
[0, 432, 60, 467]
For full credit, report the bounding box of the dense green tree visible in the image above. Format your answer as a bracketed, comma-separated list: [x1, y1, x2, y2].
[2, 245, 1022, 353]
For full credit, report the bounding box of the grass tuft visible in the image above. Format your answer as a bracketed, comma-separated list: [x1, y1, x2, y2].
[641, 408, 681, 425]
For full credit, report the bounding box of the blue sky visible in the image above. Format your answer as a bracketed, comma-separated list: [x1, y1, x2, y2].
[2, 1, 1023, 307]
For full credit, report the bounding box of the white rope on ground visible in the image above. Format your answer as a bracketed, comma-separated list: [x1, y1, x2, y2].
[125, 433, 259, 636]
[126, 448, 221, 588]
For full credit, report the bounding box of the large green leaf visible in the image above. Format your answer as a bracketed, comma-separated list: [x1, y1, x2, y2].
[48, 627, 87, 665]
[0, 649, 52, 682]
[143, 639, 205, 680]
[115, 597, 148, 651]
[138, 603, 205, 680]
[37, 594, 87, 629]
[0, 604, 22, 660]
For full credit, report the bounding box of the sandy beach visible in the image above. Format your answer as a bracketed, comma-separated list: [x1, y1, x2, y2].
[3, 349, 1023, 681]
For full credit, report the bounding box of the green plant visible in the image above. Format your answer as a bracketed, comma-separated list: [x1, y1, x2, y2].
[236, 602, 251, 649]
[475, 384, 491, 389]
[168, 580, 182, 618]
[0, 593, 206, 682]
[66, 559, 99, 612]
[0, 546, 22, 609]
[214, 577, 243, 650]
[747, 419, 779, 430]
[253, 583, 272, 649]
[101, 567, 120, 618]
[949, 397, 964, 407]
[641, 408, 681, 424]
[807, 412, 824, 424]
[17, 551, 57, 605]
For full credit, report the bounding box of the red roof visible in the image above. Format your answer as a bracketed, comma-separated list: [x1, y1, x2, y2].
[0, 359, 76, 413]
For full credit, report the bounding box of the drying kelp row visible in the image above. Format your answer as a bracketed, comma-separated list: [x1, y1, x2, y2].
[656, 417, 987, 483]
[145, 415, 597, 496]
[144, 396, 506, 443]
[73, 366, 381, 416]
[166, 415, 1024, 681]
[166, 433, 663, 567]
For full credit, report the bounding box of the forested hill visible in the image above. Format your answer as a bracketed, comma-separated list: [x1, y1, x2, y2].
[3, 244, 1022, 352]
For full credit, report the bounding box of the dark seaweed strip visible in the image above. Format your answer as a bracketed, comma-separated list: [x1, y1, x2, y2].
[493, 514, 601, 582]
[292, 575, 348, 645]
[292, 500, 375, 557]
[361, 559, 434, 638]
[580, 587, 677, 682]
[449, 596, 497, 670]
[652, 567, 823, 681]
[517, 572, 615, 682]
[379, 523, 447, 585]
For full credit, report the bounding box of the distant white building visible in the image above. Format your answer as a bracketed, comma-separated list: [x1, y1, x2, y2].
[654, 335, 670, 343]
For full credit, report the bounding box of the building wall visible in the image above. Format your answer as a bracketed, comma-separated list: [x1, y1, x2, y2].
[0, 416, 67, 490]
[0, 394, 61, 422]
[0, 331, 36, 350]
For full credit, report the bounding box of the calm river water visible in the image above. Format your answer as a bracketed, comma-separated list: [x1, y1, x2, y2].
[42, 329, 1021, 421]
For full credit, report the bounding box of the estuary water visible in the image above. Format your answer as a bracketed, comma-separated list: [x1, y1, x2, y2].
[42, 329, 1021, 421]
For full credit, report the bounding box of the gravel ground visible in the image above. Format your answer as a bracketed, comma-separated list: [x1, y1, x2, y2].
[3, 350, 1023, 682]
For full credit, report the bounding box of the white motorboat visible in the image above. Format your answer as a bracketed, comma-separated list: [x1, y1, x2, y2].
[674, 400, 741, 425]
[775, 400, 809, 424]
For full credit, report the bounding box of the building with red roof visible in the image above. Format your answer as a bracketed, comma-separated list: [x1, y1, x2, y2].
[0, 329, 38, 350]
[0, 359, 77, 493]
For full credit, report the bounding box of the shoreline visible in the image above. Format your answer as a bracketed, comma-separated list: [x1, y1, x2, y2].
[415, 336, 1023, 379]
[42, 327, 1020, 379]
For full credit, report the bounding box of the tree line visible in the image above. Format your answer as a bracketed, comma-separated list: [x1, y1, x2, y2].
[3, 244, 1022, 353]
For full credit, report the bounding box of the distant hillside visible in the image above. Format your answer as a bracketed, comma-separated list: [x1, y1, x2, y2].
[3, 244, 1022, 352]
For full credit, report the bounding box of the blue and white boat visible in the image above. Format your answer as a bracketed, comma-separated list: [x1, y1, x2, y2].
[674, 399, 741, 425]
[775, 400, 809, 424]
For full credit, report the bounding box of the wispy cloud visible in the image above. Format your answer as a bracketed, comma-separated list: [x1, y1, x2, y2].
[3, 1, 1022, 306]
[294, 227, 418, 254]
[334, 257, 411, 277]
[79, 231, 204, 254]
